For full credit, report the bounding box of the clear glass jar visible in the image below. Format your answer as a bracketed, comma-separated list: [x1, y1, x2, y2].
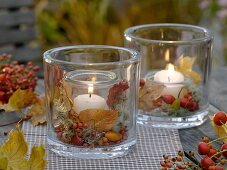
[43, 45, 140, 159]
[124, 24, 213, 128]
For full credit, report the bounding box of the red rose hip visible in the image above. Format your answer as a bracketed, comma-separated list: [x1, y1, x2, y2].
[208, 166, 224, 170]
[221, 143, 227, 158]
[207, 149, 221, 160]
[198, 142, 210, 155]
[162, 95, 175, 104]
[180, 98, 189, 108]
[71, 135, 83, 146]
[213, 111, 227, 126]
[140, 78, 145, 87]
[201, 156, 215, 169]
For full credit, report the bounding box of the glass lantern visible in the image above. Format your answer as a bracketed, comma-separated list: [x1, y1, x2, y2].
[43, 45, 140, 158]
[124, 24, 213, 128]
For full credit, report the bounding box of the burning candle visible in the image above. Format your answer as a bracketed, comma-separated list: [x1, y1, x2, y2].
[73, 82, 106, 113]
[154, 63, 184, 98]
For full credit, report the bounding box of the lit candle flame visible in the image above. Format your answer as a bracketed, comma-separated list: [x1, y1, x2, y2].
[166, 63, 175, 82]
[88, 77, 96, 96]
[165, 49, 170, 62]
[88, 86, 93, 94]
[166, 63, 175, 72]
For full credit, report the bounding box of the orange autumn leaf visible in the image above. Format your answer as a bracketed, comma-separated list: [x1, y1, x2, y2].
[79, 109, 118, 132]
[27, 97, 46, 126]
[0, 89, 37, 112]
[210, 116, 227, 143]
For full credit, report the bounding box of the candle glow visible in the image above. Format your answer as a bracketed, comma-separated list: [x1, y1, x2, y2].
[73, 76, 106, 113]
[153, 51, 185, 98]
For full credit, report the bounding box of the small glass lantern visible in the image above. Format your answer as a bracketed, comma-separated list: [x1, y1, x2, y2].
[43, 45, 140, 158]
[124, 24, 213, 128]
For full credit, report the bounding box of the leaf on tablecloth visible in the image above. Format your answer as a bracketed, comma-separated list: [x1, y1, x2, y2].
[210, 116, 227, 143]
[27, 97, 46, 126]
[0, 125, 47, 170]
[0, 89, 37, 112]
[138, 81, 164, 111]
[28, 144, 47, 170]
[79, 109, 118, 132]
[176, 56, 201, 84]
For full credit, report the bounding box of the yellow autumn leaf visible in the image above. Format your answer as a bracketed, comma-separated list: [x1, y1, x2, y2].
[0, 126, 47, 170]
[79, 109, 118, 132]
[210, 116, 227, 143]
[27, 97, 46, 126]
[178, 56, 195, 70]
[0, 157, 8, 170]
[0, 129, 28, 170]
[0, 89, 37, 112]
[177, 56, 202, 84]
[28, 144, 47, 170]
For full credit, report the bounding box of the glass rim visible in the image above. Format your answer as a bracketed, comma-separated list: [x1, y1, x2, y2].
[124, 23, 213, 44]
[43, 45, 140, 66]
[65, 70, 118, 86]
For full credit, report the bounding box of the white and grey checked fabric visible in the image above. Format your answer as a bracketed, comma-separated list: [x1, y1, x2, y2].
[22, 122, 182, 170]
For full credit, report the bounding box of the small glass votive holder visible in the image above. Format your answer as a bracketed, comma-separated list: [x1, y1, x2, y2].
[124, 23, 213, 128]
[43, 45, 140, 159]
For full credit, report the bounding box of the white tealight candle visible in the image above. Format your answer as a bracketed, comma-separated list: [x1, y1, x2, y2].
[73, 84, 106, 113]
[154, 63, 184, 98]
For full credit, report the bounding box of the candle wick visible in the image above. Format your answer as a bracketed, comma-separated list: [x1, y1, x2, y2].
[168, 76, 170, 82]
[89, 93, 91, 98]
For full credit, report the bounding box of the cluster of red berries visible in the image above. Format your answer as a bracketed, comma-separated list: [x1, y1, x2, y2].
[107, 80, 129, 108]
[197, 111, 227, 169]
[180, 93, 199, 111]
[161, 93, 199, 112]
[54, 122, 90, 146]
[54, 122, 127, 147]
[140, 78, 199, 112]
[198, 137, 226, 169]
[160, 111, 227, 170]
[0, 54, 39, 104]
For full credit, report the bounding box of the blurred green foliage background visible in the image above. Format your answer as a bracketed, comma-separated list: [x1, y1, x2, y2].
[35, 0, 227, 64]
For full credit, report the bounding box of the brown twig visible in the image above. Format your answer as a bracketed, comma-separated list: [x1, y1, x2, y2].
[184, 151, 200, 167]
[0, 117, 31, 127]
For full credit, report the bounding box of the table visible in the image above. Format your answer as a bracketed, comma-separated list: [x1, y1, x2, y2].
[0, 66, 227, 162]
[179, 66, 227, 158]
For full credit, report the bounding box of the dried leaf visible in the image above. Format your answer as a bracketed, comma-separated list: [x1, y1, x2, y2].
[0, 126, 47, 170]
[79, 109, 118, 132]
[53, 86, 71, 113]
[139, 81, 164, 111]
[177, 56, 201, 84]
[105, 131, 122, 142]
[0, 89, 37, 112]
[62, 79, 73, 99]
[210, 116, 227, 143]
[28, 144, 47, 170]
[27, 97, 46, 126]
[178, 56, 195, 70]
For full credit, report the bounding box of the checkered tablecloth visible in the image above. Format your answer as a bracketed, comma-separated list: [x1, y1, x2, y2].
[22, 122, 182, 170]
